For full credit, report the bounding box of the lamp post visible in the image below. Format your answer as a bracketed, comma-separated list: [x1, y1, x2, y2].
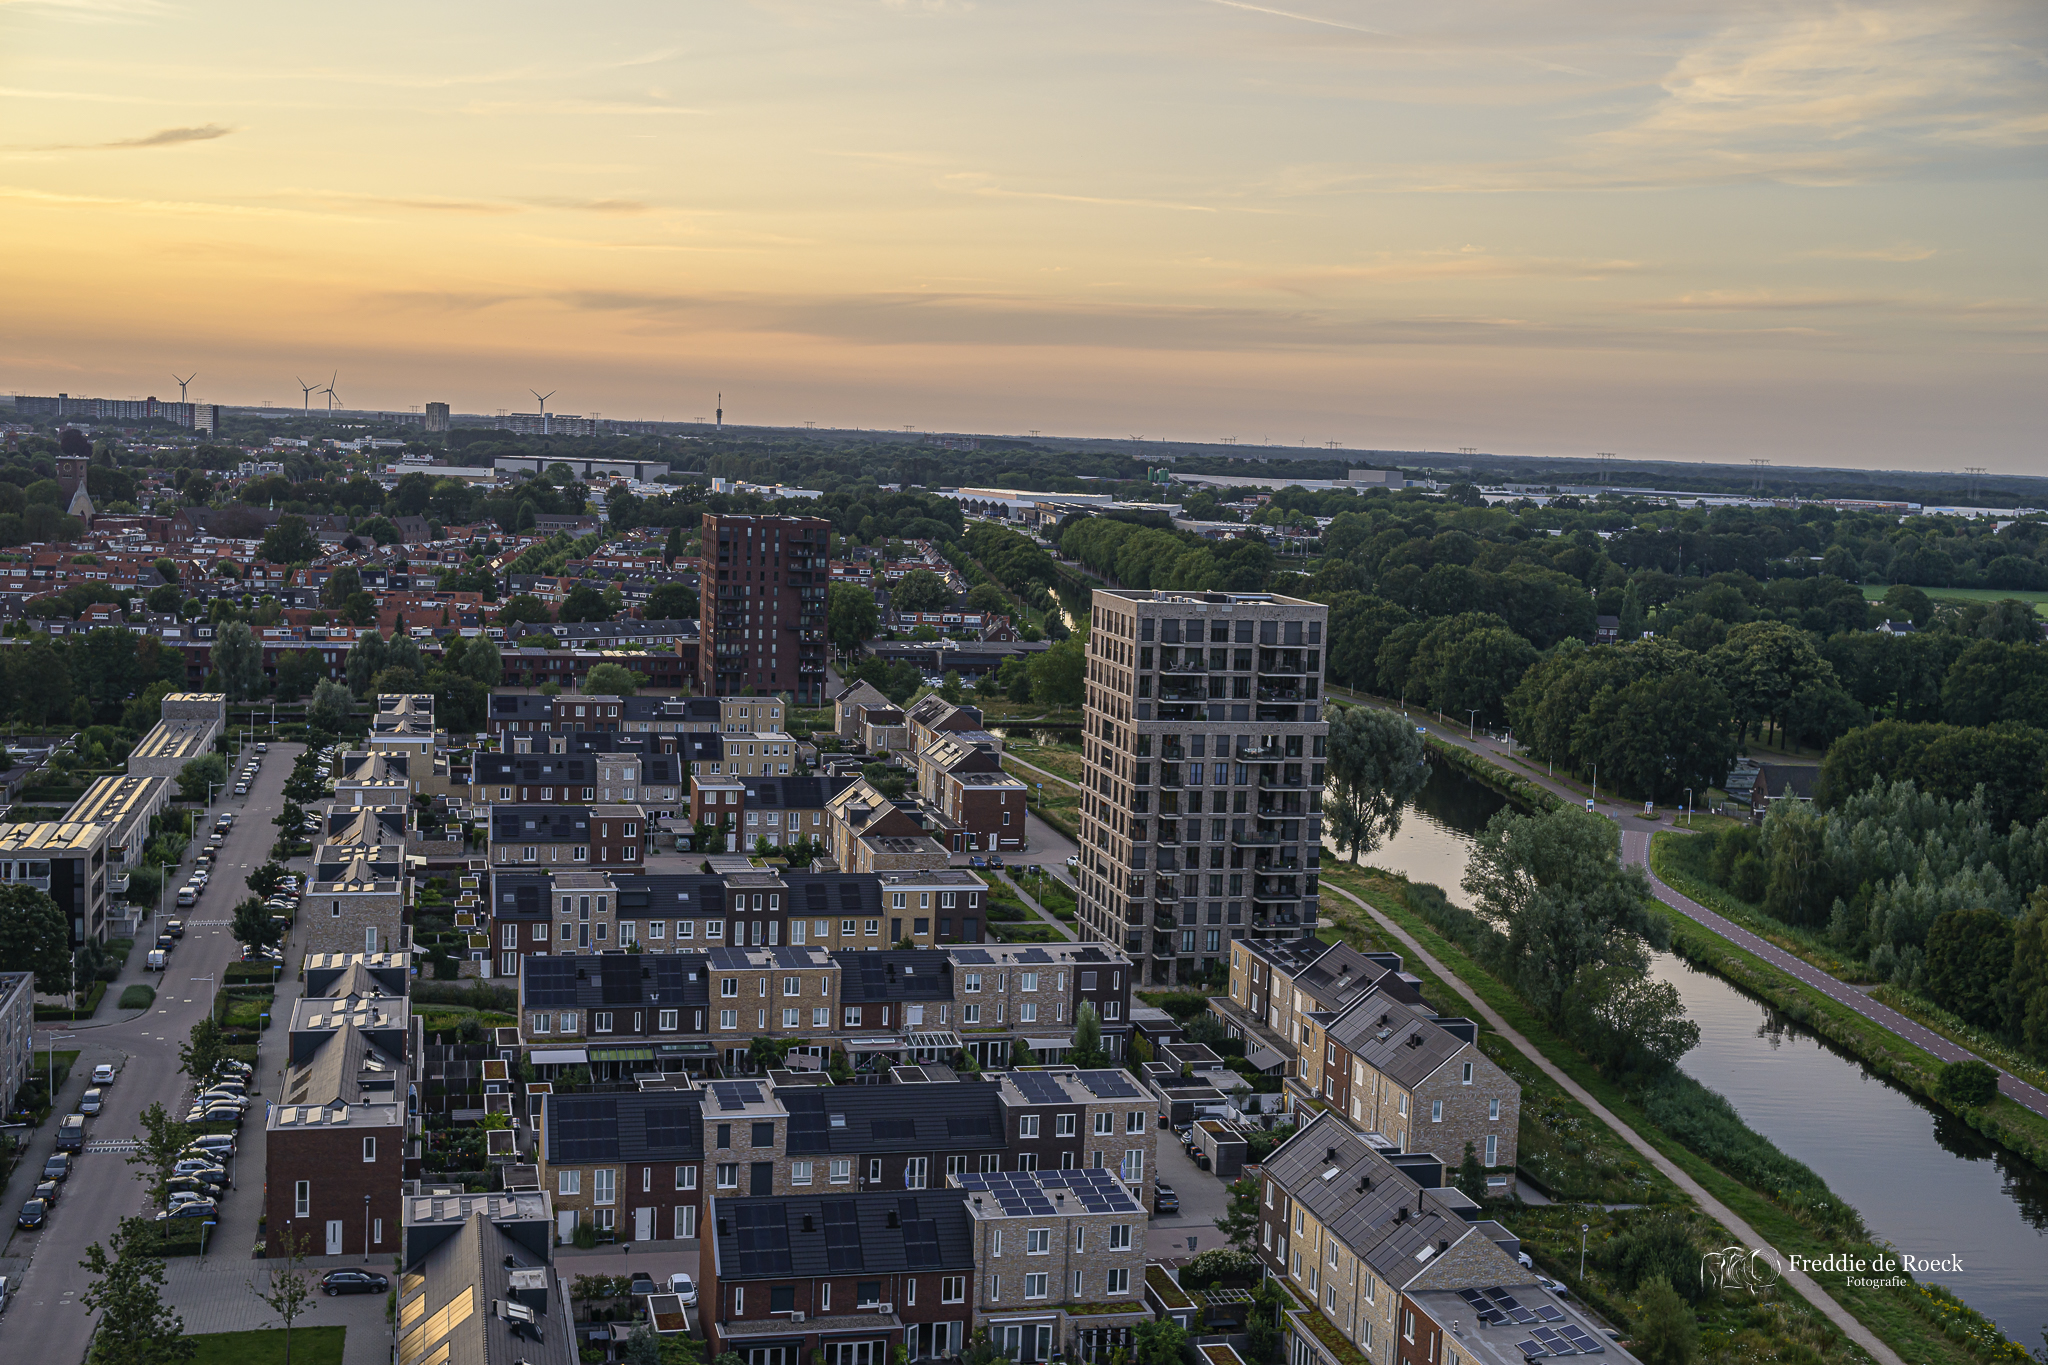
[1466, 709, 1480, 739]
[41, 1030, 76, 1104]
[1590, 765, 1598, 808]
[365, 1193, 372, 1263]
[191, 974, 215, 1016]
[1684, 788, 1694, 829]
[1579, 1223, 1590, 1282]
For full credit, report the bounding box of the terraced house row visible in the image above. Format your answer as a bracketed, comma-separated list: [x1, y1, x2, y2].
[1257, 1113, 1636, 1365]
[513, 938, 1136, 1072]
[535, 1070, 1155, 1364]
[1219, 938, 1522, 1183]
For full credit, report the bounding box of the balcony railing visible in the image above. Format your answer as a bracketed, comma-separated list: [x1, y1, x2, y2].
[1231, 828, 1282, 847]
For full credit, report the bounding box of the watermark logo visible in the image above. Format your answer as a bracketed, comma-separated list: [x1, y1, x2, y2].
[1701, 1246, 1783, 1297]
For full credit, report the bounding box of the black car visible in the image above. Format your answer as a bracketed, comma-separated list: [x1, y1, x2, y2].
[33, 1180, 59, 1208]
[42, 1153, 70, 1182]
[17, 1198, 46, 1229]
[321, 1269, 390, 1296]
[1155, 1181, 1179, 1214]
[166, 920, 186, 938]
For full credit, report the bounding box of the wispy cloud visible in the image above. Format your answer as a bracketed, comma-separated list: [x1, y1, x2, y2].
[1239, 251, 1648, 296]
[30, 122, 233, 151]
[1800, 244, 1940, 262]
[1201, 0, 1386, 36]
[940, 171, 1274, 214]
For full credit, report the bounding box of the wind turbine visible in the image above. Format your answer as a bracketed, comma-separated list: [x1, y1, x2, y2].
[172, 373, 196, 403]
[296, 376, 318, 413]
[530, 388, 555, 435]
[322, 371, 341, 414]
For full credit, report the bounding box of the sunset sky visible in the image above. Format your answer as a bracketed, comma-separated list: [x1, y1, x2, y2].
[3, 0, 2042, 469]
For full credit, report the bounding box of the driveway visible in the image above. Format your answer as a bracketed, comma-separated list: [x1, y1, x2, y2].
[1145, 1126, 1234, 1260]
[0, 741, 303, 1356]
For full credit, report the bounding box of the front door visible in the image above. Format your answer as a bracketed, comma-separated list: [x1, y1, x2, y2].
[635, 1206, 653, 1241]
[325, 1220, 344, 1255]
[558, 1210, 576, 1243]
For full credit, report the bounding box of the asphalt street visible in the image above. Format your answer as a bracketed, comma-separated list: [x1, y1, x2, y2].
[0, 741, 305, 1355]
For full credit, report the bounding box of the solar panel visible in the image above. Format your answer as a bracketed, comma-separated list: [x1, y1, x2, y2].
[642, 1105, 692, 1151]
[553, 1097, 618, 1161]
[1509, 1308, 1537, 1324]
[1515, 1342, 1545, 1359]
[953, 949, 993, 965]
[1536, 1306, 1566, 1323]
[1077, 1070, 1140, 1099]
[822, 1200, 864, 1271]
[870, 1117, 916, 1141]
[839, 883, 863, 910]
[1490, 1292, 1523, 1310]
[1010, 1072, 1067, 1105]
[1458, 1290, 1488, 1305]
[732, 1205, 792, 1275]
[899, 1198, 942, 1268]
[806, 885, 828, 912]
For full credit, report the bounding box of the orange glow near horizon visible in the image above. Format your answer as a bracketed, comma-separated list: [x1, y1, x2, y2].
[3, 1, 2043, 469]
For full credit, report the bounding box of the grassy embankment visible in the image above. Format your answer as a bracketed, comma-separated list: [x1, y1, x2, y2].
[1316, 859, 2020, 1365]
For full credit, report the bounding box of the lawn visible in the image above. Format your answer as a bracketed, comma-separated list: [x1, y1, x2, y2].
[1858, 583, 2048, 605]
[187, 1327, 347, 1365]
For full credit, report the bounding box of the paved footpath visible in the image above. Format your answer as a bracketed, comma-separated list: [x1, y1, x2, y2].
[1320, 878, 1906, 1365]
[1330, 688, 2048, 1123]
[1620, 828, 2048, 1121]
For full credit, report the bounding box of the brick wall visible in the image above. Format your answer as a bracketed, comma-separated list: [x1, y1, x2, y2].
[264, 1122, 404, 1258]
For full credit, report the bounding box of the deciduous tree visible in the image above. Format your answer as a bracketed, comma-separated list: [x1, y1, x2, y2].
[80, 1217, 196, 1365]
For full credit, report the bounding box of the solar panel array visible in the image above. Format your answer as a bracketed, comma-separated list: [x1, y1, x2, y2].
[1009, 1072, 1070, 1106]
[839, 883, 863, 912]
[1460, 1288, 1601, 1358]
[553, 1098, 619, 1161]
[822, 1200, 864, 1270]
[870, 1117, 916, 1140]
[642, 1105, 693, 1150]
[806, 884, 828, 913]
[1077, 1070, 1141, 1099]
[955, 1168, 1140, 1215]
[953, 949, 994, 965]
[523, 960, 579, 1007]
[898, 1198, 943, 1268]
[732, 1205, 791, 1275]
[709, 1081, 763, 1111]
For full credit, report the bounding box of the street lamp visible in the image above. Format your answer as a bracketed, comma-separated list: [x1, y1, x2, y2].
[39, 1030, 76, 1103]
[1466, 709, 1480, 739]
[1580, 1223, 1590, 1282]
[191, 974, 216, 1016]
[365, 1193, 373, 1263]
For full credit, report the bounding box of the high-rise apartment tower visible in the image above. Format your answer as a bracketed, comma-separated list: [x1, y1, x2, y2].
[698, 512, 831, 705]
[1075, 589, 1329, 986]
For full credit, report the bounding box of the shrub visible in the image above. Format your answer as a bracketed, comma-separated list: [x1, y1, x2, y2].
[119, 985, 157, 1010]
[1934, 1059, 2000, 1106]
[1605, 1217, 1703, 1303]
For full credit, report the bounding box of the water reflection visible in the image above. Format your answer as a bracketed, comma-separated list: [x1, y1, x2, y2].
[1651, 953, 2048, 1339]
[1335, 759, 2048, 1340]
[1323, 758, 1506, 908]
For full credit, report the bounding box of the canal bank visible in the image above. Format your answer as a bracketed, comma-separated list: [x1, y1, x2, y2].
[1325, 756, 2046, 1348]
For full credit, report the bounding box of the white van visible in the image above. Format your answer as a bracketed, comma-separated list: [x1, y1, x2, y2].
[176, 887, 197, 907]
[147, 948, 168, 971]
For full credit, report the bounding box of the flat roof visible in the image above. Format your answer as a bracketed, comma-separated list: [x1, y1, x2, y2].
[65, 774, 173, 828]
[0, 820, 109, 855]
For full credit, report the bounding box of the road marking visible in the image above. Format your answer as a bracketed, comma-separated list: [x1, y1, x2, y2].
[86, 1139, 139, 1153]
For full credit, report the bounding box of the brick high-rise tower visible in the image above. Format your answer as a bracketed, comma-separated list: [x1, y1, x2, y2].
[1074, 589, 1330, 986]
[698, 512, 830, 704]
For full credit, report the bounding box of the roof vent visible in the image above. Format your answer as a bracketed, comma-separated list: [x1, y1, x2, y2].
[1408, 1033, 1424, 1048]
[1395, 1205, 1408, 1223]
[802, 1214, 815, 1232]
[1356, 1176, 1372, 1193]
[886, 1211, 900, 1228]
[1325, 1146, 1337, 1162]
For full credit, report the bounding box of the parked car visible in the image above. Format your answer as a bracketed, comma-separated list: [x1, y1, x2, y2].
[16, 1199, 46, 1230]
[988, 855, 1005, 868]
[165, 1175, 225, 1201]
[232, 784, 248, 797]
[155, 934, 176, 953]
[1154, 1182, 1179, 1214]
[165, 920, 185, 938]
[171, 1160, 228, 1185]
[321, 1269, 389, 1296]
[968, 857, 987, 869]
[33, 1180, 59, 1209]
[146, 949, 168, 971]
[55, 1114, 86, 1151]
[667, 1273, 698, 1305]
[1537, 1276, 1571, 1299]
[185, 1106, 244, 1126]
[80, 1087, 104, 1115]
[255, 743, 268, 753]
[42, 1153, 71, 1182]
[217, 812, 235, 828]
[174, 890, 196, 909]
[92, 1063, 116, 1085]
[157, 1199, 217, 1221]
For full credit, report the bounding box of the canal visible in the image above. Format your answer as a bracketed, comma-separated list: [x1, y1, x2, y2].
[1333, 759, 2048, 1340]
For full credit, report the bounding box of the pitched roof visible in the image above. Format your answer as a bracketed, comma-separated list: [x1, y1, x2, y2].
[1326, 996, 1466, 1089]
[713, 1190, 975, 1280]
[544, 1091, 704, 1163]
[782, 1084, 1003, 1154]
